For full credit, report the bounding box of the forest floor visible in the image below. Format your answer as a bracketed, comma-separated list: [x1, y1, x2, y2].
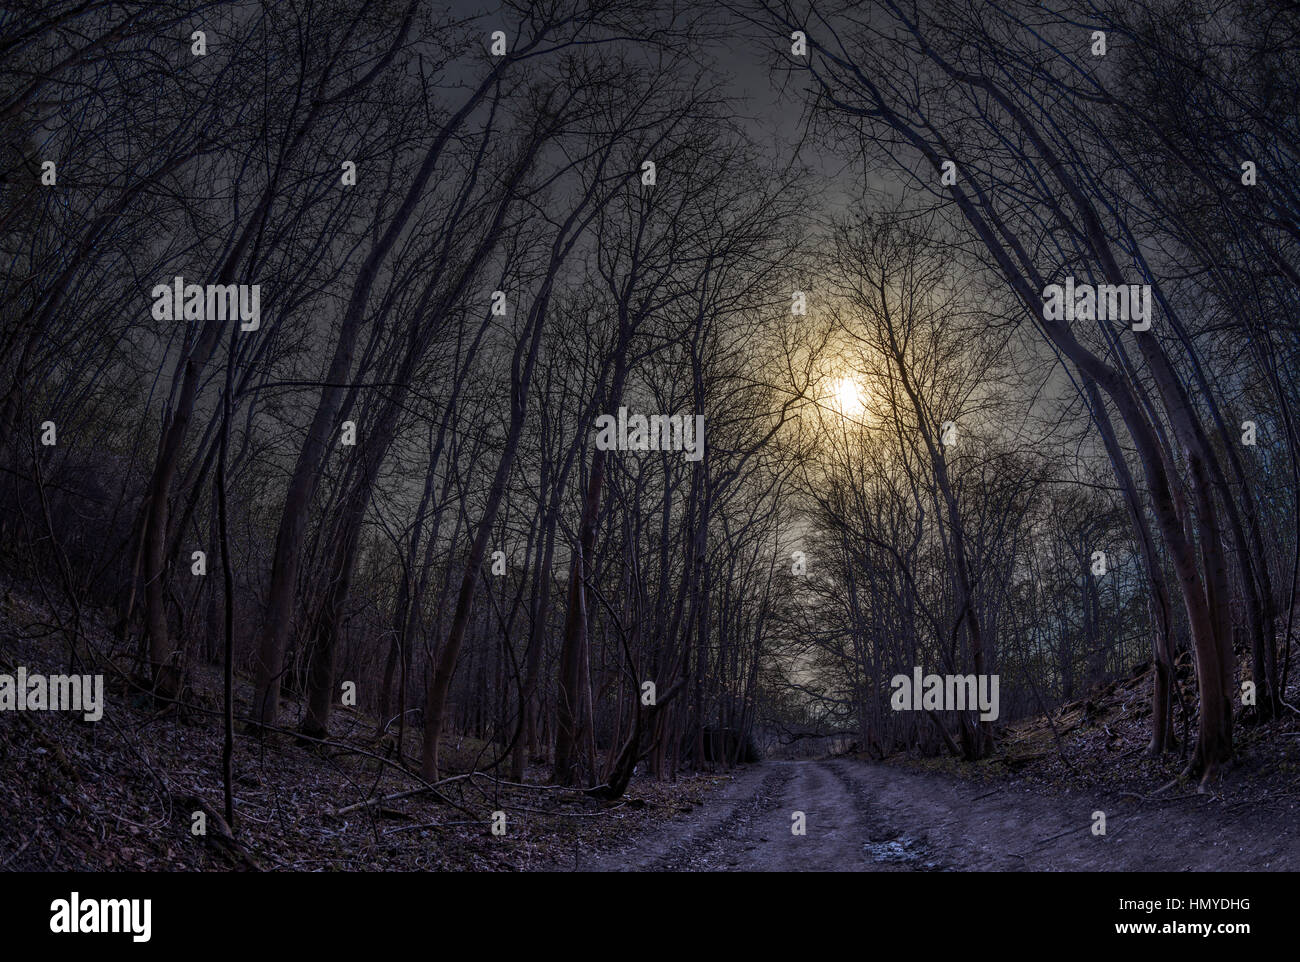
[0, 578, 730, 871]
[4, 573, 1299, 871]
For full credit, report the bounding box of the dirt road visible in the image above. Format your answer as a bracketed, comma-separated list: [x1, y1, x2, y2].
[578, 759, 1300, 871]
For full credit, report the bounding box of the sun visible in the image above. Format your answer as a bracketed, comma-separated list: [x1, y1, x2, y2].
[830, 376, 867, 419]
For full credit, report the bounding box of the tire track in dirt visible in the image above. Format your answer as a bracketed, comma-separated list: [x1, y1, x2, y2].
[715, 759, 897, 871]
[576, 764, 793, 872]
[581, 761, 896, 871]
[648, 764, 798, 871]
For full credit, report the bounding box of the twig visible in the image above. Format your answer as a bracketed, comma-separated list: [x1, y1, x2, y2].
[0, 835, 33, 869]
[332, 787, 429, 817]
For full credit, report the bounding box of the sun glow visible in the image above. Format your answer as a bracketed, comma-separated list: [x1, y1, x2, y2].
[830, 376, 867, 419]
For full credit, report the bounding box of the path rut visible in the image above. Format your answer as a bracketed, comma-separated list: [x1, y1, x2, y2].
[576, 759, 1300, 871]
